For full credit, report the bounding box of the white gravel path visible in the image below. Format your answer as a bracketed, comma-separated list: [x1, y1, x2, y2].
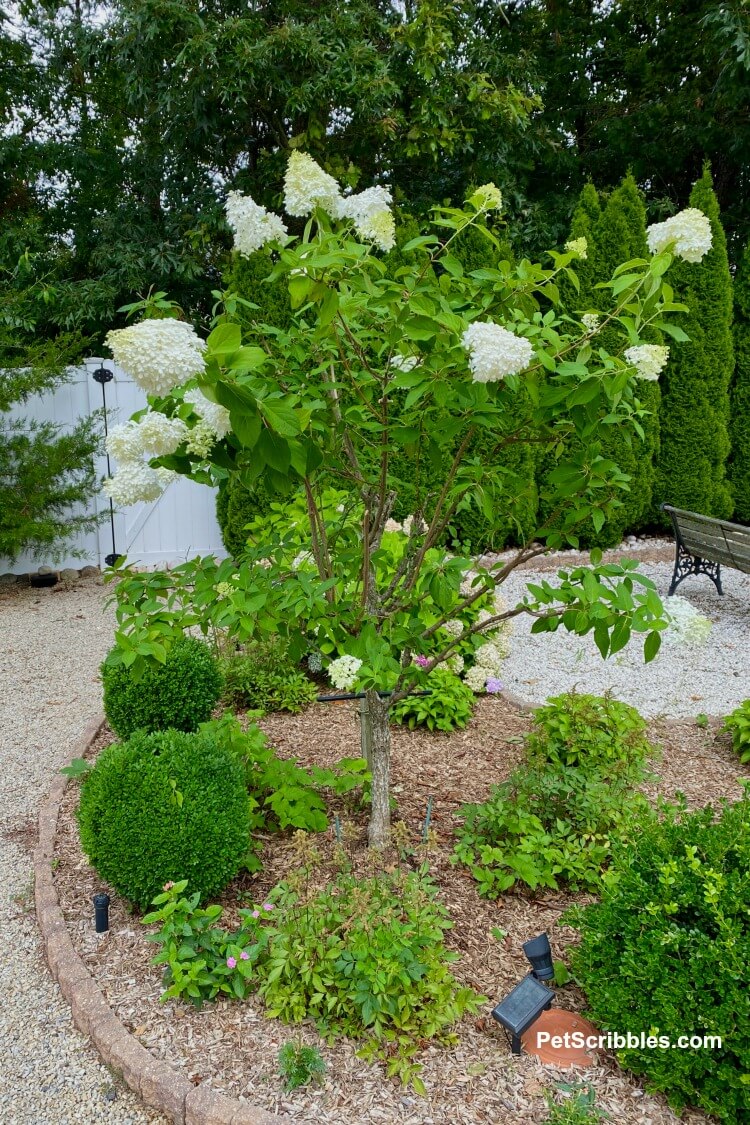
[501, 560, 750, 718]
[0, 581, 164, 1124]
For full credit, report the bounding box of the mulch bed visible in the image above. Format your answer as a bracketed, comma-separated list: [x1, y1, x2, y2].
[51, 694, 747, 1124]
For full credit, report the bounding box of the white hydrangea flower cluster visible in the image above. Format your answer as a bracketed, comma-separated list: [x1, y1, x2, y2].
[565, 237, 588, 259]
[328, 654, 363, 691]
[624, 344, 670, 381]
[225, 191, 288, 256]
[104, 411, 186, 505]
[473, 183, 503, 211]
[135, 412, 188, 457]
[441, 618, 464, 639]
[464, 636, 507, 693]
[215, 581, 235, 599]
[105, 421, 143, 462]
[665, 596, 713, 645]
[183, 388, 232, 458]
[307, 651, 323, 674]
[283, 152, 344, 218]
[462, 321, 534, 383]
[582, 312, 600, 331]
[340, 186, 395, 251]
[448, 653, 465, 675]
[105, 319, 206, 396]
[102, 462, 175, 506]
[646, 208, 712, 263]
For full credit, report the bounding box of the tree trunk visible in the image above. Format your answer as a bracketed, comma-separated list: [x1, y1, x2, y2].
[366, 689, 391, 847]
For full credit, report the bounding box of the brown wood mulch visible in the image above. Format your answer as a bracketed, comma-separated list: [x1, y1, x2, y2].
[50, 696, 747, 1125]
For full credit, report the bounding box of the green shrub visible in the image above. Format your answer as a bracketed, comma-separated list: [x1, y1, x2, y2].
[101, 637, 222, 737]
[526, 692, 654, 778]
[454, 693, 654, 895]
[729, 240, 750, 521]
[569, 792, 750, 1123]
[78, 728, 252, 907]
[221, 639, 317, 713]
[391, 665, 475, 732]
[216, 472, 273, 558]
[144, 867, 482, 1089]
[454, 763, 650, 896]
[259, 868, 482, 1087]
[278, 1043, 326, 1092]
[722, 700, 750, 763]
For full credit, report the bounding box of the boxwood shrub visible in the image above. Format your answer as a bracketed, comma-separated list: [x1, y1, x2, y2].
[78, 727, 252, 908]
[101, 636, 222, 737]
[569, 792, 750, 1122]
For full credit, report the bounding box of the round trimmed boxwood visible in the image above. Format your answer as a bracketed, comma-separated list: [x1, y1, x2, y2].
[78, 727, 252, 908]
[101, 637, 222, 738]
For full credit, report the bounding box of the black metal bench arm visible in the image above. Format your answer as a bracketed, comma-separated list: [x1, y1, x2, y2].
[662, 504, 723, 597]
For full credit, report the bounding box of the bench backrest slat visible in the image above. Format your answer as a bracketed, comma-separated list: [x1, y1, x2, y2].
[663, 504, 750, 573]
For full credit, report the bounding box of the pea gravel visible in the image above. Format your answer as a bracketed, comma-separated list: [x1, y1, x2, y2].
[0, 580, 165, 1124]
[501, 560, 750, 719]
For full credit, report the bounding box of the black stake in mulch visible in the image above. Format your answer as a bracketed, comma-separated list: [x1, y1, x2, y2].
[93, 892, 110, 933]
[92, 365, 122, 568]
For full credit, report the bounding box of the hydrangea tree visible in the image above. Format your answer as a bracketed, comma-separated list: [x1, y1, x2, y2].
[104, 154, 710, 846]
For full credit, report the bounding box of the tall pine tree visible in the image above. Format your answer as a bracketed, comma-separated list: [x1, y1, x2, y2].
[653, 168, 734, 521]
[729, 242, 750, 523]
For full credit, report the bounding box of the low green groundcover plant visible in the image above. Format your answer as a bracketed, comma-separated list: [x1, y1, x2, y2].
[543, 1085, 607, 1124]
[527, 692, 653, 777]
[144, 868, 483, 1090]
[722, 700, 750, 763]
[220, 639, 318, 714]
[78, 727, 251, 907]
[568, 791, 750, 1123]
[278, 1042, 326, 1092]
[390, 664, 476, 732]
[453, 692, 654, 894]
[101, 636, 222, 737]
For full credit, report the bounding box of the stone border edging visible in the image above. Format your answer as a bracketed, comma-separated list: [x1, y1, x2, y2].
[34, 714, 289, 1125]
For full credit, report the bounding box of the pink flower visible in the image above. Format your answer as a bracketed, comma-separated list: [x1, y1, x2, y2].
[414, 655, 430, 668]
[226, 956, 237, 969]
[262, 903, 274, 911]
[251, 910, 260, 918]
[486, 678, 504, 694]
[240, 950, 250, 961]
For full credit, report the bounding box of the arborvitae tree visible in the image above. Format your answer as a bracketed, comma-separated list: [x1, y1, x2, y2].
[729, 242, 750, 523]
[540, 176, 660, 547]
[653, 168, 734, 522]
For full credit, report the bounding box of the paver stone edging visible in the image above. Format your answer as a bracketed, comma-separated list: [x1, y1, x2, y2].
[34, 713, 289, 1125]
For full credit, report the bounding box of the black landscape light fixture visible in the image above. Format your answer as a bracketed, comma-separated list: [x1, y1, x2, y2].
[93, 892, 110, 933]
[491, 974, 554, 1055]
[523, 932, 554, 981]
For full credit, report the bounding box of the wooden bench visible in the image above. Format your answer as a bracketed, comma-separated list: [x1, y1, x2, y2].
[662, 504, 750, 596]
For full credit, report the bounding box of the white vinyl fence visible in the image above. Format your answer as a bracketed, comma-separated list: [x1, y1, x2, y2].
[1, 358, 226, 574]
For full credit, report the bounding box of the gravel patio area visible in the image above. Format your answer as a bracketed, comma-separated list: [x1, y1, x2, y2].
[0, 578, 165, 1124]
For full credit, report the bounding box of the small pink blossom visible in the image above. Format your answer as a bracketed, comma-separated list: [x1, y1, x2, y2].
[251, 910, 260, 918]
[414, 655, 430, 668]
[240, 951, 250, 961]
[486, 678, 504, 694]
[262, 903, 274, 911]
[226, 956, 237, 969]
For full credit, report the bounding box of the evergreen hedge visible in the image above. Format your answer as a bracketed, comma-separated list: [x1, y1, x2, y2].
[729, 242, 750, 522]
[652, 168, 734, 522]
